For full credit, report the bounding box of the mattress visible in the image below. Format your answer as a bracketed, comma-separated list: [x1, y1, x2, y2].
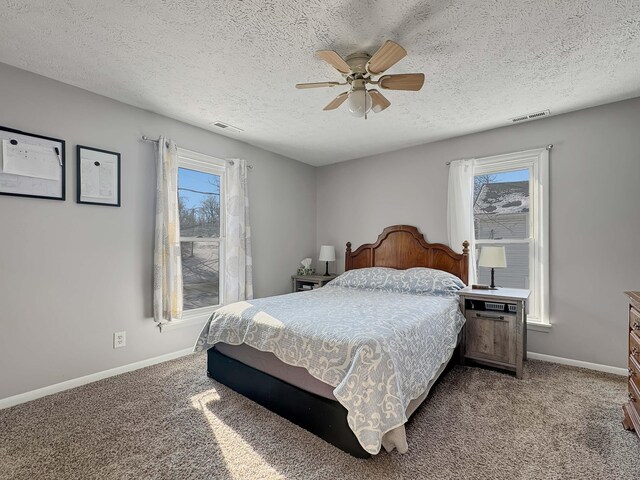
[216, 342, 336, 399]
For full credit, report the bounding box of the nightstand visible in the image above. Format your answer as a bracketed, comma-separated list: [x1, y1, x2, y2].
[458, 287, 530, 379]
[291, 274, 337, 293]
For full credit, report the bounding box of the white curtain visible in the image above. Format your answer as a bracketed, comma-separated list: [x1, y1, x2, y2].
[447, 159, 477, 284]
[153, 137, 183, 323]
[224, 159, 253, 303]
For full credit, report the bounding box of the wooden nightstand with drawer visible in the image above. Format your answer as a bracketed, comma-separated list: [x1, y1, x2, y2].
[291, 274, 337, 293]
[458, 287, 530, 379]
[623, 291, 640, 438]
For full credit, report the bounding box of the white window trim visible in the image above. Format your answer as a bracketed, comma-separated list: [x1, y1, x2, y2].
[474, 148, 550, 326]
[161, 148, 226, 333]
[160, 307, 218, 332]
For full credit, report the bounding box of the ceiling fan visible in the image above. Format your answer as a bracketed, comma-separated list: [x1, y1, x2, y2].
[296, 40, 425, 118]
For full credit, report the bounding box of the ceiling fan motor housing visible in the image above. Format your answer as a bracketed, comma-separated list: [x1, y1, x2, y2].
[345, 52, 371, 75]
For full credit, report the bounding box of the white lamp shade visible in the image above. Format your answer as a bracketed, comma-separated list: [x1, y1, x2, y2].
[318, 245, 336, 262]
[478, 246, 507, 268]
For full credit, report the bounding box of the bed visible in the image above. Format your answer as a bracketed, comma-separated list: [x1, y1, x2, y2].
[195, 225, 469, 457]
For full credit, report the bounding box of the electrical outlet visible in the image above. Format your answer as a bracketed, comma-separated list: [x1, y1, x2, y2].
[113, 331, 126, 349]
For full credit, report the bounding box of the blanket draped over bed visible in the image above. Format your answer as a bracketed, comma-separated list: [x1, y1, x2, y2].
[195, 274, 464, 455]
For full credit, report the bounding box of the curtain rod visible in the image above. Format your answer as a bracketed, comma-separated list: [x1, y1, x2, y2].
[140, 135, 253, 169]
[445, 144, 553, 166]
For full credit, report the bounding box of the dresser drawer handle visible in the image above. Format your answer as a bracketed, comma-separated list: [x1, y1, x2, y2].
[630, 393, 636, 402]
[633, 348, 639, 357]
[474, 313, 505, 320]
[633, 322, 640, 330]
[630, 368, 636, 376]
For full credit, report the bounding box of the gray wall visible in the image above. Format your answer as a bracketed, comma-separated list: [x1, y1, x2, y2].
[2, 60, 638, 402]
[0, 63, 316, 399]
[317, 97, 640, 369]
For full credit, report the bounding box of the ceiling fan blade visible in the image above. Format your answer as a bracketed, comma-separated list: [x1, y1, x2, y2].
[367, 40, 407, 75]
[378, 73, 425, 91]
[296, 82, 341, 89]
[368, 89, 391, 113]
[317, 50, 351, 74]
[323, 92, 349, 111]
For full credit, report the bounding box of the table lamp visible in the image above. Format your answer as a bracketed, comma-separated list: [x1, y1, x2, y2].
[478, 246, 507, 289]
[318, 245, 336, 276]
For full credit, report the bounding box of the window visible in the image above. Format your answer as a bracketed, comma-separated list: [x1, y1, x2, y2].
[177, 149, 225, 315]
[473, 149, 549, 324]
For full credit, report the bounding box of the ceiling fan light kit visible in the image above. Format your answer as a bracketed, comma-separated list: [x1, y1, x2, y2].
[296, 40, 425, 119]
[347, 79, 372, 117]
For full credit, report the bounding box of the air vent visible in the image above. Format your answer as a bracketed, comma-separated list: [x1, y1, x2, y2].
[511, 110, 551, 124]
[209, 121, 243, 133]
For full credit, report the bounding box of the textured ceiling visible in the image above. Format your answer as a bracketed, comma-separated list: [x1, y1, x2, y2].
[1, 1, 639, 166]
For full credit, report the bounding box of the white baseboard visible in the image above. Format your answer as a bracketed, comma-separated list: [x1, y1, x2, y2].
[527, 351, 627, 376]
[0, 347, 194, 410]
[1, 348, 626, 410]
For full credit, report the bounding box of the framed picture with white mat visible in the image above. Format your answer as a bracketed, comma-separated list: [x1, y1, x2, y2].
[76, 145, 121, 207]
[0, 125, 65, 201]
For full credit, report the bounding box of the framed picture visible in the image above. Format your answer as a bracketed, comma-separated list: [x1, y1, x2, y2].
[76, 145, 121, 206]
[0, 125, 65, 201]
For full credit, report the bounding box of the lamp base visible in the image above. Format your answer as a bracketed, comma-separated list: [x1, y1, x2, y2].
[323, 261, 330, 276]
[489, 267, 497, 289]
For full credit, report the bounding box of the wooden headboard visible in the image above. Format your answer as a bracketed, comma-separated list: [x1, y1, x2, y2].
[345, 225, 469, 284]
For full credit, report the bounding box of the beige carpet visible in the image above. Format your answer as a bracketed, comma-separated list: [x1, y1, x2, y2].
[0, 354, 638, 480]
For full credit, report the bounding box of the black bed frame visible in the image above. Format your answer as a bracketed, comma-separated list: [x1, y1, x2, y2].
[207, 344, 459, 458]
[207, 346, 371, 458]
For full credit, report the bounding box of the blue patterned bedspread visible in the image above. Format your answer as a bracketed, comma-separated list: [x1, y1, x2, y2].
[195, 270, 465, 454]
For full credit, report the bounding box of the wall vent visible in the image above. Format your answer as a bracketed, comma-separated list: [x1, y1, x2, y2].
[210, 121, 243, 133]
[511, 110, 551, 124]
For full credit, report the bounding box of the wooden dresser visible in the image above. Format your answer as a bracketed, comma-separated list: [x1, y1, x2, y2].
[623, 291, 640, 437]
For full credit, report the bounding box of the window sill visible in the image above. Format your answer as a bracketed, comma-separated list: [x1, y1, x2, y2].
[159, 309, 215, 333]
[527, 321, 552, 333]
